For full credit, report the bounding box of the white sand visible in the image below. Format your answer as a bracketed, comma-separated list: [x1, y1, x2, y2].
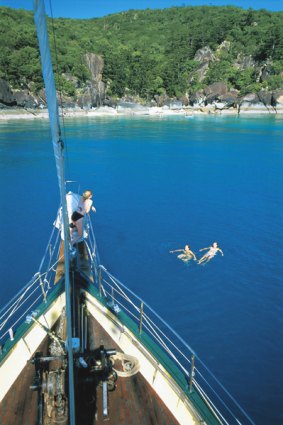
[0, 105, 281, 120]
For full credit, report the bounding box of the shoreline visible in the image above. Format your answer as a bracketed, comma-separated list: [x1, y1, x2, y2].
[0, 105, 282, 120]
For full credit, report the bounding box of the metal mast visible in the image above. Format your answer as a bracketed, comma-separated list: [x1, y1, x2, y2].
[33, 1, 76, 424]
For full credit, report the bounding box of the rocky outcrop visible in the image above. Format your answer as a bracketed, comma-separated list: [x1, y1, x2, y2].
[0, 78, 16, 107]
[154, 94, 171, 107]
[194, 46, 216, 63]
[215, 40, 231, 55]
[234, 54, 256, 70]
[79, 53, 106, 108]
[189, 90, 206, 107]
[13, 90, 38, 108]
[272, 90, 283, 109]
[256, 90, 274, 112]
[85, 53, 104, 81]
[188, 84, 239, 110]
[204, 82, 228, 103]
[192, 46, 216, 82]
[239, 93, 270, 112]
[218, 91, 239, 108]
[257, 61, 273, 82]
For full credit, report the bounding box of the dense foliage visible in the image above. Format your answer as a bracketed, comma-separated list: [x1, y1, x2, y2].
[0, 5, 283, 99]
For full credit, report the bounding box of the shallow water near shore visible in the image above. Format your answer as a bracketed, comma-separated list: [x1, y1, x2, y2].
[0, 114, 282, 424]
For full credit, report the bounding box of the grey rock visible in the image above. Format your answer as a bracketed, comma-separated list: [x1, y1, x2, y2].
[257, 90, 272, 106]
[272, 90, 283, 106]
[62, 73, 79, 88]
[103, 97, 118, 108]
[205, 82, 228, 103]
[216, 40, 231, 54]
[179, 96, 189, 107]
[239, 93, 267, 111]
[14, 90, 38, 108]
[192, 47, 216, 82]
[169, 100, 183, 110]
[81, 53, 106, 106]
[234, 54, 256, 70]
[258, 61, 273, 82]
[240, 93, 260, 105]
[84, 53, 104, 81]
[219, 92, 239, 107]
[194, 46, 216, 63]
[204, 82, 228, 97]
[189, 90, 206, 107]
[154, 94, 170, 107]
[0, 78, 16, 106]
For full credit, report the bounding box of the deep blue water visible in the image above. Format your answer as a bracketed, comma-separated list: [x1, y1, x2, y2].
[0, 115, 282, 424]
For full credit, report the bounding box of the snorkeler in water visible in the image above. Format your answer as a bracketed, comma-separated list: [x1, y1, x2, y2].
[170, 245, 197, 262]
[198, 242, 224, 265]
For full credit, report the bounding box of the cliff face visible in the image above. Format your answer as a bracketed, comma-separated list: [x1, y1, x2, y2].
[76, 53, 106, 109]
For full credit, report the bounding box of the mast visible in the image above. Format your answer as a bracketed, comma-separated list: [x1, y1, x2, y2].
[33, 1, 76, 424]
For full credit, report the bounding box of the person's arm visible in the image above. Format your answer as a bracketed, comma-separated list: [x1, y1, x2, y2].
[218, 248, 224, 256]
[190, 250, 197, 261]
[85, 199, 95, 214]
[199, 247, 209, 252]
[170, 249, 182, 253]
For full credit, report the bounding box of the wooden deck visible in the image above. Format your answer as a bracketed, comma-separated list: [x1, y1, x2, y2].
[0, 338, 48, 425]
[55, 241, 94, 284]
[82, 315, 179, 425]
[0, 311, 179, 425]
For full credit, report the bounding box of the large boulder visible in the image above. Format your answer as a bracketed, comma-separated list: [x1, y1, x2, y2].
[218, 91, 239, 108]
[257, 90, 272, 106]
[13, 90, 38, 108]
[154, 94, 171, 107]
[204, 82, 228, 103]
[0, 78, 16, 106]
[239, 93, 267, 111]
[272, 90, 283, 108]
[189, 90, 206, 107]
[76, 85, 95, 109]
[103, 97, 118, 108]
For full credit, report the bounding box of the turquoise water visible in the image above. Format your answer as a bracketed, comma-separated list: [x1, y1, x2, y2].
[0, 115, 282, 424]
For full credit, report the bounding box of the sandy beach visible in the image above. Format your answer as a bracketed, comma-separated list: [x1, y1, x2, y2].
[0, 105, 281, 120]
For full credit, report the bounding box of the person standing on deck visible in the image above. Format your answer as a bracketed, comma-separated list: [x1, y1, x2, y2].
[198, 242, 224, 264]
[70, 190, 96, 240]
[170, 245, 197, 262]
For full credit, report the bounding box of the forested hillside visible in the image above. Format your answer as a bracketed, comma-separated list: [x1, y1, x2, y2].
[0, 5, 283, 107]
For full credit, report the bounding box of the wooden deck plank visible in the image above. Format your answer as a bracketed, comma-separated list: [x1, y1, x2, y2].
[84, 315, 179, 425]
[0, 338, 48, 425]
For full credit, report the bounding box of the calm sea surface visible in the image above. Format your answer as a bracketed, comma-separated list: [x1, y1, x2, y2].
[0, 114, 282, 424]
